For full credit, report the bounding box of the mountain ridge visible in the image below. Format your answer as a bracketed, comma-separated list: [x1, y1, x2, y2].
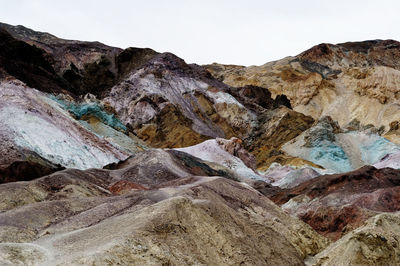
[1, 22, 400, 265]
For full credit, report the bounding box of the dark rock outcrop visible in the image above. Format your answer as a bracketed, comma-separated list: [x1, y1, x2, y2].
[0, 29, 69, 93]
[0, 157, 64, 184]
[227, 85, 291, 113]
[0, 22, 158, 97]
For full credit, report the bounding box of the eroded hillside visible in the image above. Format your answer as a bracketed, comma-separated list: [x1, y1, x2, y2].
[1, 22, 400, 265]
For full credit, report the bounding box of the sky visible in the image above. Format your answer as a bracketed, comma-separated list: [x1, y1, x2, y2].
[1, 0, 400, 66]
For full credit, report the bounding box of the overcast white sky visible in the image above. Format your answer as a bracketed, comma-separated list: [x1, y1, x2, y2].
[1, 0, 400, 65]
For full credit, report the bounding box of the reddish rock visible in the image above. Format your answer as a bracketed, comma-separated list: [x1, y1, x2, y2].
[300, 205, 377, 241]
[109, 180, 148, 195]
[270, 166, 400, 240]
[299, 40, 400, 70]
[272, 166, 400, 204]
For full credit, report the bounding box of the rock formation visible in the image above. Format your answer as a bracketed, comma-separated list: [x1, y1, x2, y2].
[309, 212, 400, 265]
[282, 116, 400, 172]
[271, 166, 400, 241]
[205, 39, 400, 132]
[0, 22, 158, 96]
[0, 150, 329, 265]
[2, 22, 400, 265]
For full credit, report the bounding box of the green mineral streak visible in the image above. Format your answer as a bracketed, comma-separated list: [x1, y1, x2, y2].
[49, 95, 127, 133]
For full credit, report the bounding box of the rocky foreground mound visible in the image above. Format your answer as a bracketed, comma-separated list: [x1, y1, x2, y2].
[2, 22, 400, 265]
[0, 150, 328, 265]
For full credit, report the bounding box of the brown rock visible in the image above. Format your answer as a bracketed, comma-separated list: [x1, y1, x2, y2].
[271, 166, 400, 240]
[310, 212, 400, 265]
[246, 106, 315, 169]
[205, 40, 400, 131]
[216, 137, 257, 170]
[109, 180, 148, 195]
[0, 151, 329, 265]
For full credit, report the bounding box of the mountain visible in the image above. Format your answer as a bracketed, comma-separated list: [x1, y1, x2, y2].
[1, 22, 400, 265]
[205, 40, 400, 136]
[0, 22, 158, 96]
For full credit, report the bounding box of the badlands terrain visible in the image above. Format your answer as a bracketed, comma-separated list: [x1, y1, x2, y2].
[1, 22, 400, 265]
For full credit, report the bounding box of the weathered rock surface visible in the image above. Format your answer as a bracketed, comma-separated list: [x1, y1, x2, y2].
[205, 57, 332, 107]
[104, 52, 259, 148]
[175, 137, 262, 181]
[0, 79, 147, 174]
[205, 40, 400, 132]
[0, 28, 69, 94]
[271, 166, 400, 240]
[282, 116, 400, 172]
[246, 106, 316, 169]
[298, 40, 400, 70]
[215, 137, 257, 170]
[0, 22, 158, 96]
[264, 163, 321, 189]
[309, 212, 400, 265]
[0, 150, 329, 265]
[0, 23, 308, 166]
[227, 84, 291, 113]
[374, 151, 400, 169]
[4, 22, 400, 265]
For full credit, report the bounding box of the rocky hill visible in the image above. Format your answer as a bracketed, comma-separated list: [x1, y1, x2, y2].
[205, 40, 400, 134]
[1, 22, 400, 265]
